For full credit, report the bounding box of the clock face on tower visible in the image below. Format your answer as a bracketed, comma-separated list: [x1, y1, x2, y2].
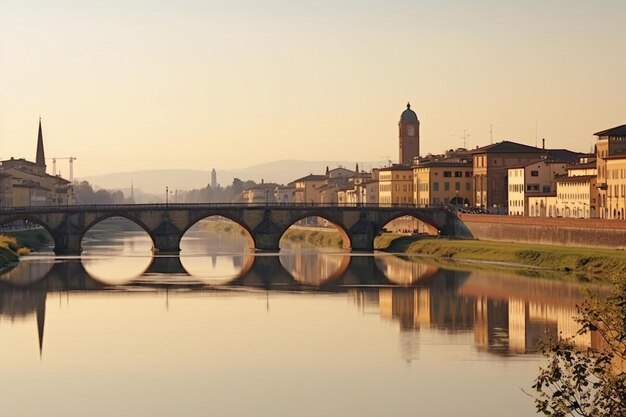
[407, 126, 415, 137]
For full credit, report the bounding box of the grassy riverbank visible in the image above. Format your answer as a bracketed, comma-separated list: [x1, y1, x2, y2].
[196, 220, 344, 247]
[0, 229, 53, 269]
[0, 235, 24, 269]
[377, 234, 626, 280]
[281, 228, 343, 248]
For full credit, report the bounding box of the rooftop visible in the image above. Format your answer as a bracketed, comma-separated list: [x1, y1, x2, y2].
[471, 140, 544, 154]
[594, 125, 626, 137]
[556, 175, 596, 184]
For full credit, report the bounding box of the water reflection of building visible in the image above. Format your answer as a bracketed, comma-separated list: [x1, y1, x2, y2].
[351, 267, 599, 355]
[379, 288, 431, 330]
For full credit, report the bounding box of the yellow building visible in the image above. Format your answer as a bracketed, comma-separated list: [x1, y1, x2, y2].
[595, 125, 626, 218]
[378, 165, 413, 206]
[604, 157, 626, 219]
[293, 174, 327, 204]
[0, 173, 12, 208]
[413, 160, 473, 206]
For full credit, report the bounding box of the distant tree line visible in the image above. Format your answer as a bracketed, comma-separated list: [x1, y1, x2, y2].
[74, 178, 275, 205]
[74, 181, 135, 205]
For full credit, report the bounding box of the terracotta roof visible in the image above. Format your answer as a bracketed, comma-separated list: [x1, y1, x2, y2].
[544, 149, 584, 164]
[414, 160, 473, 168]
[471, 140, 544, 154]
[568, 162, 596, 170]
[292, 174, 327, 182]
[594, 125, 626, 137]
[378, 164, 413, 171]
[557, 175, 596, 184]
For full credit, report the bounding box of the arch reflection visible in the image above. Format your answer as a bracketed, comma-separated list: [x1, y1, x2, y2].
[81, 217, 153, 285]
[180, 219, 254, 285]
[279, 247, 351, 286]
[374, 254, 439, 286]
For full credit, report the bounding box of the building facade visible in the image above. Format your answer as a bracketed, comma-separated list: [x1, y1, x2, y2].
[507, 160, 568, 216]
[595, 125, 626, 219]
[472, 141, 548, 213]
[293, 174, 327, 204]
[413, 160, 473, 206]
[378, 165, 413, 206]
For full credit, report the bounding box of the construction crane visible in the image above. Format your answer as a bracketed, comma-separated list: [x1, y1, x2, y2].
[48, 157, 77, 181]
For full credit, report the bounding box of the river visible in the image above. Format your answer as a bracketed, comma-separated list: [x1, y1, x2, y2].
[0, 221, 594, 417]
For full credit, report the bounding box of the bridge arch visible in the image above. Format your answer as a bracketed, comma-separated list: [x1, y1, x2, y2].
[81, 214, 157, 252]
[278, 213, 351, 250]
[180, 213, 256, 251]
[378, 211, 441, 236]
[0, 214, 55, 239]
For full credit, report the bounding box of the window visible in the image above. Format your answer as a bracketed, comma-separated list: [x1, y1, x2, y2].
[454, 171, 462, 177]
[455, 182, 461, 191]
[444, 182, 450, 191]
[433, 182, 439, 191]
[465, 172, 471, 177]
[443, 171, 452, 177]
[531, 171, 539, 177]
[466, 182, 471, 191]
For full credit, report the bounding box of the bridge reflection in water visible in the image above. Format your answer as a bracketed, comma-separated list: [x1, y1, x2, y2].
[0, 253, 601, 357]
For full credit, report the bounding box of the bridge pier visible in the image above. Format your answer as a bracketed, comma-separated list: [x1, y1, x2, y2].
[348, 220, 377, 252]
[152, 236, 182, 255]
[52, 232, 82, 256]
[251, 215, 282, 252]
[151, 221, 182, 255]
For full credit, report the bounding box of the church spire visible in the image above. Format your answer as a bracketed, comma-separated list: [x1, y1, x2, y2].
[36, 118, 46, 172]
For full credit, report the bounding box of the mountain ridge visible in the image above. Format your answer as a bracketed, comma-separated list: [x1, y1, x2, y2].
[79, 159, 387, 194]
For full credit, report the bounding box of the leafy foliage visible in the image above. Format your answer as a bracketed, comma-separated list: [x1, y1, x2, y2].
[74, 181, 129, 204]
[533, 280, 626, 416]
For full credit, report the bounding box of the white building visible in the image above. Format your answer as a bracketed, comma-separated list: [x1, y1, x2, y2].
[556, 175, 597, 218]
[507, 160, 568, 216]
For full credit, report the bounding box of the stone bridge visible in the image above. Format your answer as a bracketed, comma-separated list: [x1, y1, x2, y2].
[0, 203, 470, 255]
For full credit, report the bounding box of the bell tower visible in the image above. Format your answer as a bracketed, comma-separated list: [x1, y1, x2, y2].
[399, 102, 420, 165]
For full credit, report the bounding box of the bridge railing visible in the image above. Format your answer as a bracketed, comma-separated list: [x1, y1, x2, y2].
[0, 202, 456, 213]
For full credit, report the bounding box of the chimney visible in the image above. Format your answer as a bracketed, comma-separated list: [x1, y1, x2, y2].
[542, 138, 545, 150]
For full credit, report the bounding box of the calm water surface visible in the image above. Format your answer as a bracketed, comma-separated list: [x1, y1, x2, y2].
[0, 224, 592, 417]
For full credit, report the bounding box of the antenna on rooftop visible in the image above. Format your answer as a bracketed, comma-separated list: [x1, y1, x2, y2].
[461, 130, 470, 149]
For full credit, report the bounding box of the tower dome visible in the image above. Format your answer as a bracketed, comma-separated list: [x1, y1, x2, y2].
[400, 102, 418, 122]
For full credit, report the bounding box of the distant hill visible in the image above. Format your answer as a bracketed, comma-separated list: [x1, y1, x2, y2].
[80, 159, 387, 194]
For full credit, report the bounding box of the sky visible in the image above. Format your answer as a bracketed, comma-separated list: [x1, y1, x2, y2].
[0, 0, 625, 177]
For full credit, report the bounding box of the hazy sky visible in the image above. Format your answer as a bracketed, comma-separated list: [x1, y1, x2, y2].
[1, 0, 625, 177]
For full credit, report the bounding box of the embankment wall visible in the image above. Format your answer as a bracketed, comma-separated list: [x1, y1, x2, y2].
[458, 214, 626, 249]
